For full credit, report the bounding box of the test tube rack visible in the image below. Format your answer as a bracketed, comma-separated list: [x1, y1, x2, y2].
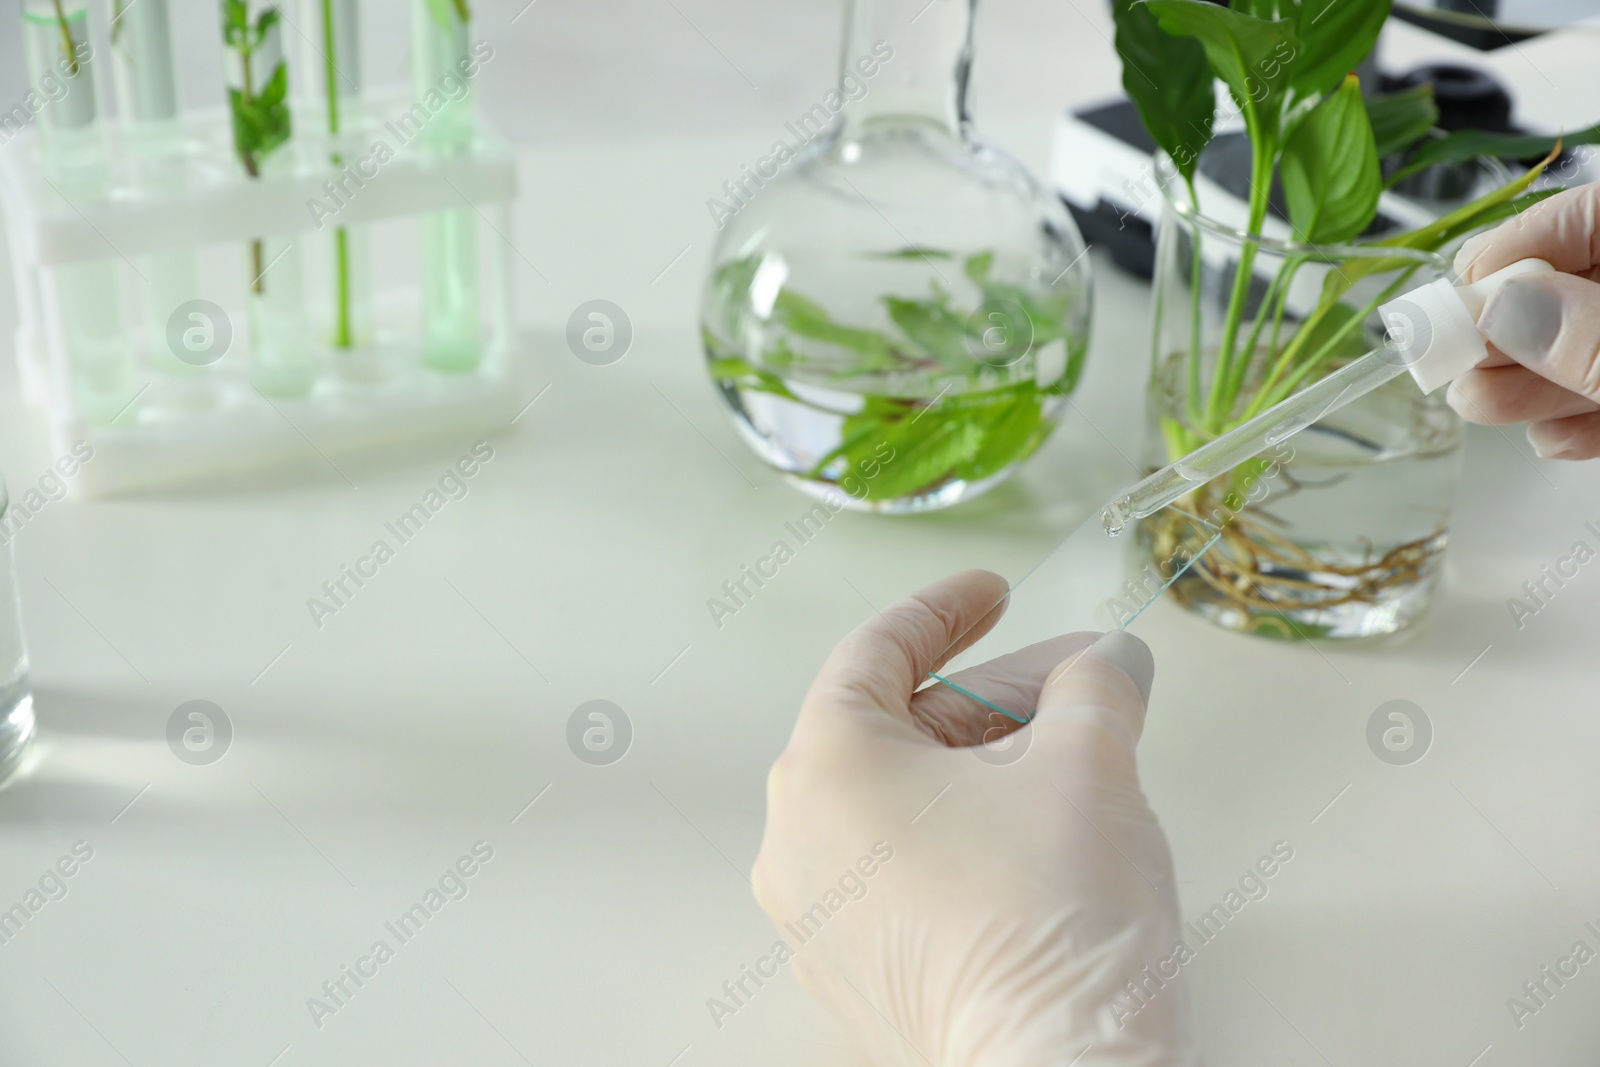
[0, 92, 521, 496]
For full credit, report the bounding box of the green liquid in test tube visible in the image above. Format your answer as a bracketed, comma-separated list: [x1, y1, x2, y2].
[412, 0, 480, 373]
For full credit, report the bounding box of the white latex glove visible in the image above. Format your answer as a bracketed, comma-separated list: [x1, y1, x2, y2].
[753, 569, 1199, 1067]
[1450, 180, 1600, 458]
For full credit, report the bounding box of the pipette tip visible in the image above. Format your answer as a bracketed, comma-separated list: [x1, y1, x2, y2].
[1101, 498, 1131, 536]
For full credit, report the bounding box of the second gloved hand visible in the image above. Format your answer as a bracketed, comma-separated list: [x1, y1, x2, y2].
[753, 570, 1199, 1067]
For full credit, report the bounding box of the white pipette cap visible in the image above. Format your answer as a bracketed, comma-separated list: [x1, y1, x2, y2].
[1378, 258, 1555, 394]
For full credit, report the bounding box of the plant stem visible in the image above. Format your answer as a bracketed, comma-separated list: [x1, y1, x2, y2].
[322, 0, 340, 133]
[1265, 265, 1295, 358]
[239, 43, 264, 294]
[1184, 178, 1204, 428]
[1244, 265, 1422, 418]
[1227, 252, 1305, 406]
[1207, 253, 1255, 429]
[52, 0, 81, 76]
[1229, 255, 1292, 401]
[239, 45, 259, 178]
[322, 0, 354, 348]
[251, 238, 266, 296]
[333, 228, 352, 345]
[1204, 142, 1274, 432]
[1249, 300, 1324, 411]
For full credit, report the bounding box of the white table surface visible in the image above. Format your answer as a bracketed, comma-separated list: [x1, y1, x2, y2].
[3, 3, 1600, 1065]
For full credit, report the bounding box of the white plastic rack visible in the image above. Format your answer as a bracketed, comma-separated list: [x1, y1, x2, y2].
[0, 92, 521, 495]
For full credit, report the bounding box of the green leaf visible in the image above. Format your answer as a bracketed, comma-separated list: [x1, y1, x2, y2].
[705, 356, 745, 378]
[817, 383, 1055, 500]
[1366, 84, 1438, 158]
[1282, 0, 1390, 100]
[250, 61, 292, 159]
[963, 251, 1073, 350]
[422, 0, 473, 27]
[1388, 122, 1600, 186]
[973, 283, 1068, 348]
[1055, 336, 1089, 395]
[223, 4, 292, 174]
[810, 403, 905, 479]
[867, 247, 954, 261]
[861, 416, 986, 500]
[1111, 0, 1214, 182]
[963, 251, 993, 287]
[1146, 0, 1299, 146]
[1466, 186, 1564, 230]
[1246, 612, 1336, 640]
[258, 58, 289, 108]
[772, 290, 898, 368]
[705, 352, 799, 401]
[884, 294, 971, 371]
[1280, 75, 1380, 243]
[222, 0, 250, 46]
[255, 7, 280, 45]
[1321, 146, 1558, 302]
[425, 0, 456, 29]
[953, 392, 1046, 480]
[1377, 145, 1557, 253]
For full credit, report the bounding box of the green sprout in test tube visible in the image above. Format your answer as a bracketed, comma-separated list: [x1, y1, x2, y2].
[222, 0, 290, 285]
[222, 0, 312, 396]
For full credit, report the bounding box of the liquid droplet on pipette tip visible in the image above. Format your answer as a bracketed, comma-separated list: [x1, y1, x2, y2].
[1101, 500, 1130, 536]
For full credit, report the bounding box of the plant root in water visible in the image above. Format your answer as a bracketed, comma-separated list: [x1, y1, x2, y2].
[1142, 484, 1444, 636]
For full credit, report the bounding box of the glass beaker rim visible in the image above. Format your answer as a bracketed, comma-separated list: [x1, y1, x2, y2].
[1153, 153, 1453, 272]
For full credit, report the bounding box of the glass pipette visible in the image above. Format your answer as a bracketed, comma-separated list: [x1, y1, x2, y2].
[1098, 342, 1409, 534]
[1098, 256, 1555, 535]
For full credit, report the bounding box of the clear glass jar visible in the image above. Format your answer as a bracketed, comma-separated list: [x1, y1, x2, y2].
[1140, 154, 1464, 639]
[0, 477, 37, 784]
[700, 0, 1091, 513]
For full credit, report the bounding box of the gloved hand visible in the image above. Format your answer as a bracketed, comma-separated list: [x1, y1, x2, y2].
[1450, 180, 1600, 459]
[752, 569, 1200, 1067]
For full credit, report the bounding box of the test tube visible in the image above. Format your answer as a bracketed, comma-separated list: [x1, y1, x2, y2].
[22, 0, 136, 425]
[22, 0, 103, 180]
[108, 0, 180, 144]
[107, 0, 210, 396]
[412, 0, 480, 373]
[222, 3, 313, 397]
[315, 0, 375, 365]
